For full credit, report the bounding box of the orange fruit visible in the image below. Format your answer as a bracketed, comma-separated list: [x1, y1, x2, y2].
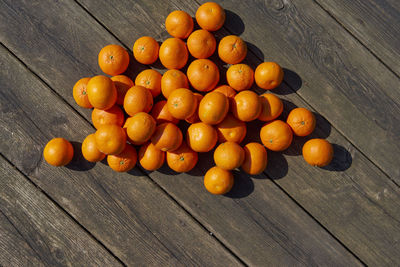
[255, 62, 284, 90]
[241, 142, 267, 175]
[187, 122, 218, 152]
[123, 85, 153, 116]
[165, 10, 194, 39]
[98, 44, 129, 76]
[91, 105, 125, 129]
[260, 120, 293, 151]
[185, 93, 203, 124]
[218, 35, 247, 64]
[135, 69, 162, 97]
[151, 123, 183, 152]
[159, 38, 188, 69]
[167, 88, 197, 120]
[125, 112, 156, 145]
[187, 29, 216, 59]
[302, 139, 333, 167]
[232, 90, 262, 122]
[214, 142, 244, 170]
[166, 142, 198, 173]
[43, 138, 74, 167]
[111, 75, 134, 106]
[138, 142, 165, 171]
[81, 134, 105, 162]
[213, 85, 236, 109]
[216, 113, 247, 143]
[198, 91, 229, 125]
[226, 64, 254, 91]
[72, 77, 92, 109]
[87, 75, 117, 110]
[187, 59, 220, 92]
[196, 2, 225, 31]
[258, 93, 283, 121]
[151, 100, 179, 124]
[95, 124, 127, 155]
[107, 144, 137, 172]
[286, 107, 316, 136]
[204, 166, 233, 195]
[161, 69, 189, 99]
[133, 36, 159, 65]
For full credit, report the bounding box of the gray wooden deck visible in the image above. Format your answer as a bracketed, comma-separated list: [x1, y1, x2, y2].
[1, 0, 399, 266]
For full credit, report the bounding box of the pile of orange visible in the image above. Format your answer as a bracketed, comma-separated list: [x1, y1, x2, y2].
[43, 2, 334, 195]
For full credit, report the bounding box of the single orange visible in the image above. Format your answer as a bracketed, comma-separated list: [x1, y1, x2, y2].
[185, 93, 203, 124]
[151, 100, 179, 124]
[287, 107, 316, 136]
[111, 75, 134, 106]
[255, 62, 284, 90]
[133, 36, 159, 65]
[72, 77, 92, 109]
[123, 85, 153, 116]
[196, 2, 226, 31]
[226, 64, 254, 91]
[187, 122, 218, 152]
[216, 113, 247, 143]
[107, 144, 137, 172]
[214, 142, 244, 170]
[212, 85, 236, 109]
[218, 35, 247, 64]
[95, 124, 127, 155]
[91, 105, 125, 129]
[138, 142, 165, 171]
[98, 44, 129, 76]
[302, 139, 333, 167]
[125, 112, 156, 145]
[166, 142, 198, 173]
[43, 138, 74, 167]
[87, 75, 117, 110]
[159, 38, 188, 69]
[198, 91, 229, 125]
[260, 120, 293, 151]
[258, 93, 283, 121]
[187, 29, 216, 59]
[81, 134, 105, 162]
[135, 69, 162, 97]
[161, 69, 189, 99]
[165, 10, 194, 39]
[204, 166, 233, 195]
[151, 122, 183, 152]
[241, 142, 267, 175]
[232, 90, 262, 122]
[167, 88, 197, 120]
[187, 59, 220, 92]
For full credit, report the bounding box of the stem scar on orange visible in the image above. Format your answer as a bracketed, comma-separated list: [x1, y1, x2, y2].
[135, 69, 162, 98]
[226, 64, 254, 91]
[107, 144, 137, 172]
[151, 100, 180, 125]
[187, 59, 220, 92]
[166, 142, 198, 173]
[187, 29, 216, 59]
[72, 77, 92, 109]
[218, 35, 247, 64]
[98, 44, 129, 76]
[161, 69, 189, 99]
[167, 88, 197, 120]
[43, 138, 74, 166]
[133, 36, 159, 65]
[260, 120, 293, 151]
[286, 107, 316, 136]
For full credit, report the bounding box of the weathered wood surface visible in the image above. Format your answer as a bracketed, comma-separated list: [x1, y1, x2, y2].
[316, 0, 400, 76]
[0, 155, 121, 267]
[0, 1, 361, 265]
[0, 45, 241, 266]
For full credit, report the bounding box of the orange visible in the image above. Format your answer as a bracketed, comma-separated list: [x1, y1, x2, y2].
[204, 166, 233, 195]
[258, 93, 283, 121]
[232, 90, 262, 122]
[286, 107, 316, 136]
[187, 59, 220, 92]
[241, 142, 267, 175]
[81, 134, 105, 162]
[187, 29, 216, 59]
[98, 44, 129, 76]
[255, 62, 284, 90]
[125, 112, 156, 145]
[91, 105, 124, 129]
[214, 142, 244, 170]
[107, 144, 137, 172]
[138, 142, 165, 171]
[87, 75, 117, 110]
[159, 38, 188, 69]
[167, 88, 197, 120]
[43, 138, 74, 167]
[95, 124, 127, 155]
[151, 123, 183, 152]
[161, 69, 189, 98]
[216, 113, 247, 143]
[111, 75, 134, 106]
[123, 85, 153, 116]
[166, 142, 198, 173]
[133, 36, 159, 65]
[302, 139, 333, 167]
[72, 77, 92, 109]
[218, 35, 247, 64]
[198, 91, 229, 125]
[226, 64, 254, 91]
[135, 69, 162, 97]
[196, 2, 225, 31]
[165, 10, 194, 39]
[213, 85, 236, 109]
[151, 100, 179, 124]
[185, 93, 203, 124]
[187, 122, 218, 152]
[260, 120, 293, 151]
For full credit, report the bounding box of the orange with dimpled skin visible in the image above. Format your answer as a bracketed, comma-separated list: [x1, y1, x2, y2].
[196, 2, 226, 31]
[187, 59, 220, 92]
[255, 62, 284, 90]
[133, 36, 159, 65]
[165, 10, 194, 39]
[159, 38, 188, 70]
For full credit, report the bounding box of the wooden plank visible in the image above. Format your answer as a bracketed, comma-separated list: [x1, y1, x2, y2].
[75, 0, 400, 265]
[0, 48, 241, 266]
[0, 1, 361, 266]
[315, 0, 400, 76]
[0, 156, 121, 267]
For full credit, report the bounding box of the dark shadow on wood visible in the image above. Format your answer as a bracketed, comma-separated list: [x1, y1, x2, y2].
[66, 142, 95, 171]
[225, 170, 254, 198]
[224, 10, 245, 36]
[322, 144, 352, 172]
[264, 151, 289, 180]
[273, 69, 302, 95]
[245, 42, 264, 64]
